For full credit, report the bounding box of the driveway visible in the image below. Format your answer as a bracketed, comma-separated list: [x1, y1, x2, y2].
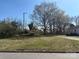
[57, 36, 79, 41]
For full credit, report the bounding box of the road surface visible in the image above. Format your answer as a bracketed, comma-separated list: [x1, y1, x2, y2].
[0, 53, 79, 59]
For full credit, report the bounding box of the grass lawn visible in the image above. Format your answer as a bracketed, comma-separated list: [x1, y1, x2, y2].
[0, 36, 79, 52]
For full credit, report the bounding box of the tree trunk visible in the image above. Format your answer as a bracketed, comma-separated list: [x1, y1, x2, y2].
[49, 24, 52, 34]
[43, 16, 47, 35]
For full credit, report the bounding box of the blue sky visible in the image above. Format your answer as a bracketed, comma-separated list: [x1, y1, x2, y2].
[0, 0, 79, 23]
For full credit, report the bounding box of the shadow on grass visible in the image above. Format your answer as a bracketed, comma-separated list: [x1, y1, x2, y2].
[0, 34, 65, 40]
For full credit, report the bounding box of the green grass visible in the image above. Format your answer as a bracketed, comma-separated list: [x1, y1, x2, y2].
[0, 36, 79, 52]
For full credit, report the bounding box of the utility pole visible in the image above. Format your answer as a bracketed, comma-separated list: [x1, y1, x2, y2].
[23, 12, 27, 30]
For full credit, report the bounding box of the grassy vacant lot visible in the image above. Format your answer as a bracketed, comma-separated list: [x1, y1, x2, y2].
[0, 36, 79, 52]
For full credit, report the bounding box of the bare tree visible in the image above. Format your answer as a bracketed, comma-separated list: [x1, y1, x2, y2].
[54, 10, 70, 34]
[31, 2, 58, 34]
[31, 2, 70, 34]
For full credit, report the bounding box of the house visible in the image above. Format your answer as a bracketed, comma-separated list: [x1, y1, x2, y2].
[74, 26, 79, 35]
[66, 24, 79, 36]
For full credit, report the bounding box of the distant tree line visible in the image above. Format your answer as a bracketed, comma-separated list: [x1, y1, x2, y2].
[0, 17, 38, 38]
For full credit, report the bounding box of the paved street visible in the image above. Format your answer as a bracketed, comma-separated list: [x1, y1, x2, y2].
[0, 53, 79, 59]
